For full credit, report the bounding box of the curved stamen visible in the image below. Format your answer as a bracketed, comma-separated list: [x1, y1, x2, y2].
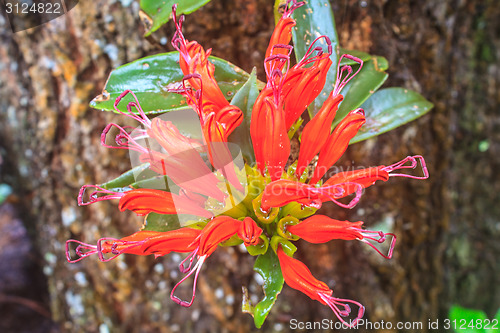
[167, 74, 204, 122]
[297, 35, 332, 68]
[383, 155, 429, 179]
[97, 237, 123, 262]
[113, 90, 151, 128]
[266, 67, 287, 105]
[77, 185, 125, 206]
[333, 54, 363, 96]
[282, 0, 305, 18]
[355, 229, 397, 259]
[265, 49, 291, 82]
[65, 239, 98, 263]
[179, 248, 198, 274]
[319, 293, 365, 328]
[171, 4, 188, 55]
[170, 255, 206, 307]
[314, 182, 363, 209]
[101, 123, 149, 154]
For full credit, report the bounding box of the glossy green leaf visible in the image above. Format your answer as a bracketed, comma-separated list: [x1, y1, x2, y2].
[291, 0, 339, 117]
[142, 212, 181, 232]
[129, 175, 173, 191]
[139, 0, 211, 37]
[334, 56, 389, 126]
[350, 87, 433, 144]
[339, 48, 371, 66]
[100, 163, 152, 190]
[90, 52, 250, 115]
[242, 248, 284, 328]
[228, 68, 258, 165]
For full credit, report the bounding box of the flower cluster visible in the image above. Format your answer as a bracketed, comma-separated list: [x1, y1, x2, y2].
[66, 1, 428, 327]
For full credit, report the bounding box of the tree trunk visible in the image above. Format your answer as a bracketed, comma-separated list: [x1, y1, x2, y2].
[0, 0, 498, 332]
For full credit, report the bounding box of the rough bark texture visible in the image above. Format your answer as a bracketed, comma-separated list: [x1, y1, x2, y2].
[0, 0, 498, 332]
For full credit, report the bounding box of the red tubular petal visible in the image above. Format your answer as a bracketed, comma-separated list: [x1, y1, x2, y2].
[139, 228, 202, 256]
[198, 216, 242, 256]
[251, 90, 290, 180]
[261, 180, 319, 211]
[118, 189, 212, 218]
[265, 17, 296, 78]
[310, 109, 366, 183]
[148, 118, 202, 155]
[178, 40, 228, 111]
[322, 166, 389, 198]
[277, 247, 330, 303]
[266, 99, 290, 181]
[139, 150, 226, 202]
[250, 87, 273, 172]
[237, 217, 263, 246]
[295, 94, 344, 177]
[287, 215, 364, 243]
[283, 56, 332, 129]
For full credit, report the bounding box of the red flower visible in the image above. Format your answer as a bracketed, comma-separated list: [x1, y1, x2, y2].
[250, 77, 290, 181]
[170, 216, 262, 307]
[277, 246, 365, 328]
[171, 6, 228, 115]
[311, 108, 366, 183]
[282, 42, 333, 129]
[260, 155, 428, 212]
[237, 217, 263, 246]
[118, 188, 213, 218]
[260, 178, 362, 211]
[65, 228, 201, 263]
[295, 94, 344, 177]
[287, 215, 397, 259]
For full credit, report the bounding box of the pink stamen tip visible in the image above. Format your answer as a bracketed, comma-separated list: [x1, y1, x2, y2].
[265, 52, 291, 81]
[112, 90, 151, 128]
[170, 255, 206, 308]
[319, 293, 365, 328]
[356, 229, 397, 259]
[101, 123, 149, 154]
[96, 237, 123, 262]
[171, 5, 188, 53]
[383, 155, 429, 179]
[65, 239, 98, 263]
[298, 35, 332, 67]
[333, 54, 363, 96]
[77, 185, 124, 206]
[282, 0, 305, 18]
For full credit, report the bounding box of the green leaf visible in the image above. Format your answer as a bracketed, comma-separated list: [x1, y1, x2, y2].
[228, 68, 259, 165]
[291, 0, 340, 118]
[350, 87, 433, 144]
[339, 48, 371, 66]
[142, 213, 181, 232]
[90, 52, 250, 115]
[242, 248, 284, 328]
[449, 305, 488, 333]
[129, 175, 173, 191]
[100, 163, 153, 190]
[139, 0, 211, 37]
[334, 56, 389, 126]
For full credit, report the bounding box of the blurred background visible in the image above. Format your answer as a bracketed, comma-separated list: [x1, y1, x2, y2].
[0, 0, 498, 332]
